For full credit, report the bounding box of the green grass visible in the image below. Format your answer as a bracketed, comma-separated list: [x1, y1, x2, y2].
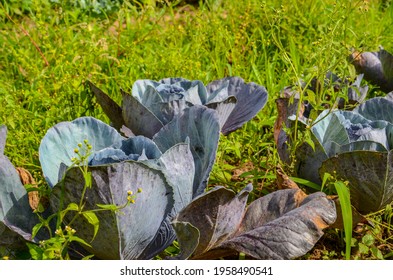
[1, 0, 393, 259]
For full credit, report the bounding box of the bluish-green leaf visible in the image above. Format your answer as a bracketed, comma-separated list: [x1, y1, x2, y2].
[0, 127, 42, 246]
[153, 105, 220, 197]
[354, 97, 393, 124]
[311, 110, 349, 153]
[139, 143, 195, 259]
[39, 116, 125, 187]
[120, 136, 162, 160]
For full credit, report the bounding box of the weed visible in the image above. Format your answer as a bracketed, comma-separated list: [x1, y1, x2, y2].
[27, 140, 137, 259]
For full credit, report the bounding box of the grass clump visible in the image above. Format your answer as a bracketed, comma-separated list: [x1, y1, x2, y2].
[1, 0, 393, 259]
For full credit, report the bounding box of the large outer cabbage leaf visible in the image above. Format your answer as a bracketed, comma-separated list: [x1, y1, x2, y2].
[0, 125, 41, 247]
[153, 105, 220, 197]
[172, 186, 336, 260]
[354, 97, 393, 124]
[50, 161, 174, 259]
[139, 143, 195, 259]
[39, 117, 125, 187]
[206, 76, 268, 135]
[320, 150, 393, 214]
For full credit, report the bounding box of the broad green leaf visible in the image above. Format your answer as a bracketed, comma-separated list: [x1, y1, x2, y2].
[82, 211, 99, 241]
[68, 235, 93, 248]
[31, 223, 44, 239]
[26, 243, 44, 260]
[65, 203, 79, 211]
[60, 203, 80, 221]
[96, 204, 120, 211]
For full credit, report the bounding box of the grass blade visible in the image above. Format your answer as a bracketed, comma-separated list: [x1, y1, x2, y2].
[334, 181, 352, 260]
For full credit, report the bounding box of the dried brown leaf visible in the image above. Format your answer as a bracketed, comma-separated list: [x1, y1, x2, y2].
[276, 165, 300, 190]
[16, 167, 39, 211]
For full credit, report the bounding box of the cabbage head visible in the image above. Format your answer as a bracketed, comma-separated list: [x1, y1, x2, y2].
[88, 76, 268, 137]
[296, 96, 393, 214]
[39, 105, 221, 259]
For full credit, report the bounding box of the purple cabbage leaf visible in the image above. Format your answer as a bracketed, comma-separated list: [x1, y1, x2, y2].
[172, 185, 336, 260]
[294, 97, 393, 214]
[0, 125, 43, 249]
[88, 76, 268, 136]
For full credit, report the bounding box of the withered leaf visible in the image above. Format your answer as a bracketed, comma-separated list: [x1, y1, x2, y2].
[16, 167, 39, 211]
